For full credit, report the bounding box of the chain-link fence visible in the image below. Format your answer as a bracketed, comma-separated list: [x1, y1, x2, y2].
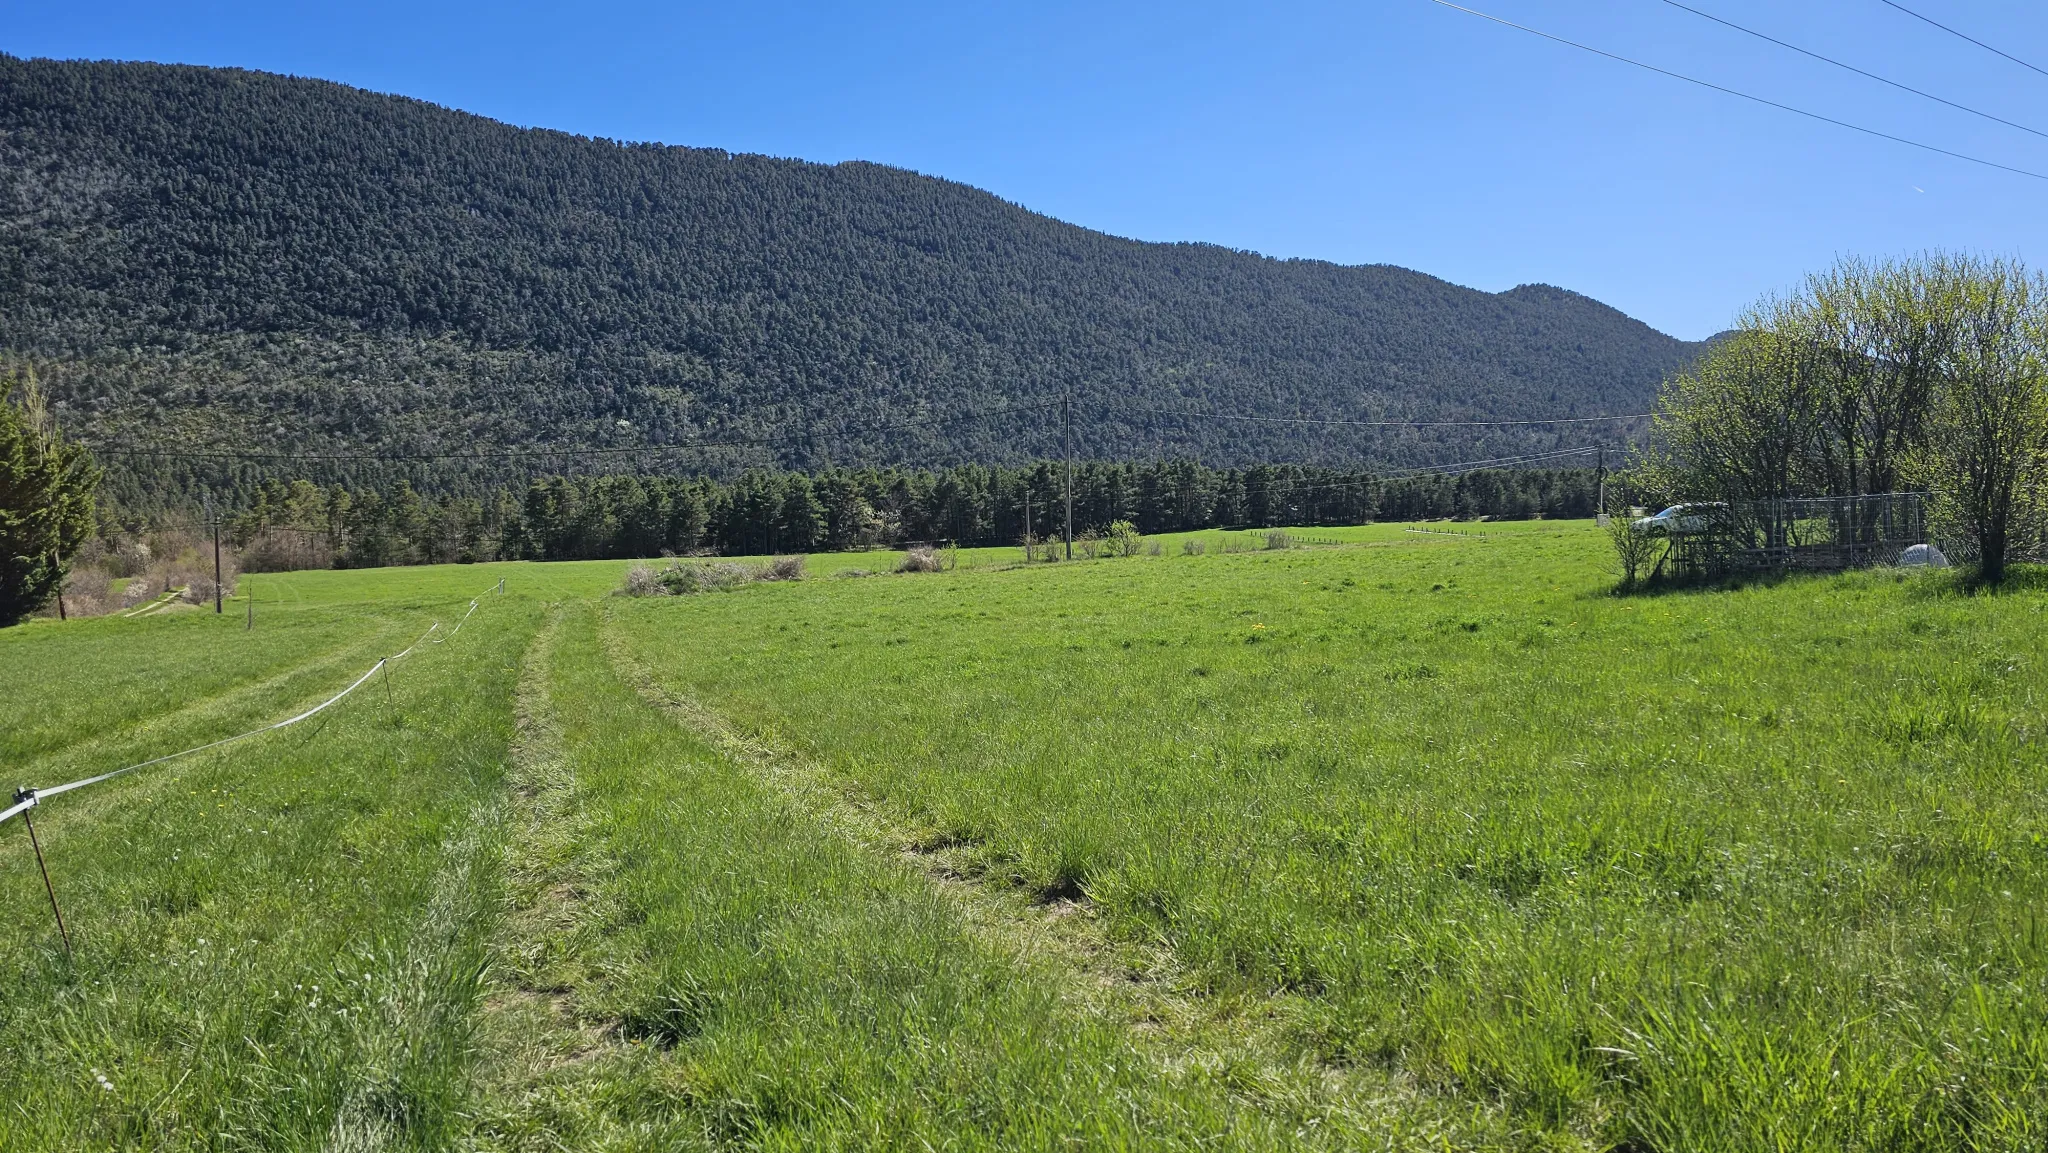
[1664, 492, 2047, 576]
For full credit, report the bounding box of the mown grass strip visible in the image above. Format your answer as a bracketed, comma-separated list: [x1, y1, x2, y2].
[472, 602, 1488, 1151]
[597, 608, 1498, 1142]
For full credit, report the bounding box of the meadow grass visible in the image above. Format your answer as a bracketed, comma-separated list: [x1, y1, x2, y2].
[3, 523, 2043, 1149]
[0, 585, 537, 1149]
[0, 606, 376, 765]
[611, 523, 2048, 1150]
[467, 602, 1460, 1150]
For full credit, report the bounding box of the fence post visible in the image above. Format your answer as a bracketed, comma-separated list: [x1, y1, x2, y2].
[15, 789, 72, 961]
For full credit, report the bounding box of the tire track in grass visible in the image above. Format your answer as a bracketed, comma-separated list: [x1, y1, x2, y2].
[593, 608, 1497, 1145]
[321, 612, 531, 1151]
[473, 603, 1497, 1150]
[323, 802, 504, 1153]
[469, 607, 629, 1123]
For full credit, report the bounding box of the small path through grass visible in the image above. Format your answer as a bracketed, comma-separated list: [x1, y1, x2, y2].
[594, 605, 1505, 1149]
[468, 607, 636, 1147]
[462, 600, 1504, 1149]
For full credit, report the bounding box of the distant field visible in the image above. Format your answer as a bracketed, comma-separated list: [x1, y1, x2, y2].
[3, 522, 2044, 1150]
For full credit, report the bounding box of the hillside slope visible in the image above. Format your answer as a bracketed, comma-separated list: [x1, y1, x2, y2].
[0, 55, 1697, 490]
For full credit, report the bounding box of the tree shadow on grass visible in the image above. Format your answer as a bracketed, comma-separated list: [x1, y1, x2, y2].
[1598, 567, 1833, 600]
[1597, 561, 2047, 601]
[1899, 562, 2048, 600]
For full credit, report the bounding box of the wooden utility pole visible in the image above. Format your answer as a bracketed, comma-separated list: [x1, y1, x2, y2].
[1062, 392, 1074, 560]
[1024, 493, 1033, 559]
[51, 552, 65, 621]
[1596, 446, 1609, 528]
[206, 495, 223, 614]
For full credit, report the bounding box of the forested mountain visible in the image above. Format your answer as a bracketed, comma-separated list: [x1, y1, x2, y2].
[0, 54, 1699, 499]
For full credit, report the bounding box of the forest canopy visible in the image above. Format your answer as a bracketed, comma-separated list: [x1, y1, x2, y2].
[0, 55, 1696, 504]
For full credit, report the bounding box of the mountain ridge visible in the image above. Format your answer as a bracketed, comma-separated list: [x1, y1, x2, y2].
[0, 53, 1697, 496]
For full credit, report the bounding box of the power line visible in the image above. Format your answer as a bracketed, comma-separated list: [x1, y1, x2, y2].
[1430, 0, 2048, 182]
[1878, 0, 2048, 82]
[1125, 446, 1613, 504]
[1384, 444, 1603, 476]
[1659, 0, 2048, 141]
[1104, 404, 1649, 429]
[93, 398, 1647, 467]
[91, 399, 1062, 465]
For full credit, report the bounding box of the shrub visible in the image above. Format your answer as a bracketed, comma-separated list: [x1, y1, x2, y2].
[62, 567, 111, 616]
[1264, 530, 1294, 551]
[120, 576, 156, 609]
[182, 567, 239, 606]
[899, 547, 945, 573]
[1106, 520, 1144, 557]
[1146, 539, 1163, 556]
[107, 535, 152, 578]
[680, 563, 757, 593]
[618, 564, 664, 597]
[619, 559, 775, 596]
[1605, 504, 1661, 590]
[1182, 538, 1206, 556]
[177, 552, 240, 605]
[1076, 530, 1103, 560]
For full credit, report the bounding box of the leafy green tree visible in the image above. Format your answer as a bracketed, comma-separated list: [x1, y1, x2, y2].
[1, 367, 101, 625]
[1644, 325, 1829, 508]
[1910, 256, 2048, 583]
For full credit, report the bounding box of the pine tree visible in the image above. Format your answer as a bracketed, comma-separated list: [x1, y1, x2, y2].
[0, 367, 101, 625]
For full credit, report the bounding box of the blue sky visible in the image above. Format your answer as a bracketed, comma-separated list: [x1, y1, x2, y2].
[6, 0, 2046, 340]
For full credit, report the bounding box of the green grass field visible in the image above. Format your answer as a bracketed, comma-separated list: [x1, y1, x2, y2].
[3, 523, 2043, 1150]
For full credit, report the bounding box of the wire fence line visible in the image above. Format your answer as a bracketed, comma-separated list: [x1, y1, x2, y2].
[5, 577, 503, 829]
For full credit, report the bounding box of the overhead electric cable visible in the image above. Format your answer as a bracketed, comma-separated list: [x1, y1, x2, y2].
[96, 398, 1647, 466]
[1430, 0, 2048, 183]
[93, 399, 1062, 465]
[1659, 0, 2048, 141]
[1105, 404, 1649, 429]
[1877, 0, 2048, 81]
[1380, 444, 1602, 477]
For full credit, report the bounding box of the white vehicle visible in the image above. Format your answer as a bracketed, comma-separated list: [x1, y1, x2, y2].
[1632, 502, 1726, 536]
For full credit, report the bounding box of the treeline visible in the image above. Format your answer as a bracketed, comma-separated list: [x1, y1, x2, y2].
[204, 462, 1601, 570]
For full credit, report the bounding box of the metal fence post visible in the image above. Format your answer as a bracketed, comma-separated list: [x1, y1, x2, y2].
[15, 789, 71, 960]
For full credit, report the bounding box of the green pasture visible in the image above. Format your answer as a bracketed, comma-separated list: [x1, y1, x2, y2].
[2, 522, 2043, 1150]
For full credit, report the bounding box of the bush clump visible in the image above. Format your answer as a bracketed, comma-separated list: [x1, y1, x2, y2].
[616, 557, 805, 596]
[898, 546, 948, 573]
[1105, 520, 1144, 557]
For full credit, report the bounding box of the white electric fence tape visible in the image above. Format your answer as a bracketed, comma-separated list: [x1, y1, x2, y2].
[435, 600, 479, 642]
[4, 583, 495, 828]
